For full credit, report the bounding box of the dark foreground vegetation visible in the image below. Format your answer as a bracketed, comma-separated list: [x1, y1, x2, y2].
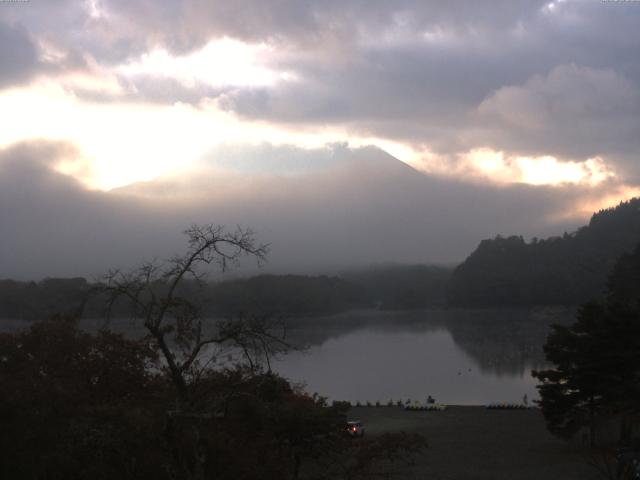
[0, 225, 425, 480]
[0, 316, 425, 480]
[533, 244, 640, 453]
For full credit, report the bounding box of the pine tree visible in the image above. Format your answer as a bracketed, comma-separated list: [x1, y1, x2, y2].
[533, 245, 640, 446]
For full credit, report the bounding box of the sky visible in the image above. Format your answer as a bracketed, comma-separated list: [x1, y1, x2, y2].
[1, 0, 640, 279]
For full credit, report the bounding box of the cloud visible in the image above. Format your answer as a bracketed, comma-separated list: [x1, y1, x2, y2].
[56, 0, 551, 57]
[0, 20, 40, 88]
[128, 1, 638, 181]
[1, 140, 626, 280]
[2, 0, 640, 249]
[475, 64, 640, 178]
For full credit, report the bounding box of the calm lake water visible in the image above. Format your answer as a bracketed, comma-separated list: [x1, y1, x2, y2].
[272, 307, 576, 405]
[1, 306, 576, 406]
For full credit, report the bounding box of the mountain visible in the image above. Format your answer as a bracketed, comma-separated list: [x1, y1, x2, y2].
[109, 144, 583, 277]
[2, 142, 587, 279]
[448, 198, 640, 306]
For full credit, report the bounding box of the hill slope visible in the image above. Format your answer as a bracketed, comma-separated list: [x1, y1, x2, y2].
[448, 198, 640, 306]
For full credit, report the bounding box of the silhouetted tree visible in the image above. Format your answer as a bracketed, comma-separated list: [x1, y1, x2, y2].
[100, 224, 280, 405]
[97, 225, 427, 479]
[533, 245, 640, 446]
[99, 224, 295, 479]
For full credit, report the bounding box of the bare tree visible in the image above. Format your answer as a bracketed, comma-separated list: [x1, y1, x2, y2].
[100, 224, 287, 408]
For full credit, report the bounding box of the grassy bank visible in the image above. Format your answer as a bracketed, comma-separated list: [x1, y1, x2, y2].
[349, 406, 599, 479]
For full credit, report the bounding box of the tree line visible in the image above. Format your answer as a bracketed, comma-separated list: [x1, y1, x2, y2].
[534, 243, 640, 454]
[0, 265, 453, 321]
[448, 198, 640, 306]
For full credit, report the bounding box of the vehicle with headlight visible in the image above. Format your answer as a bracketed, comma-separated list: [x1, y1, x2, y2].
[346, 420, 364, 437]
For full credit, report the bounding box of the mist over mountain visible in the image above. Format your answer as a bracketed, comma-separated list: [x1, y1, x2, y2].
[1, 142, 590, 280]
[5, 168, 640, 319]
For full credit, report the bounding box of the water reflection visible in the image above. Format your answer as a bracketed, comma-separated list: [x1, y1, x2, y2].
[0, 307, 576, 405]
[274, 307, 575, 405]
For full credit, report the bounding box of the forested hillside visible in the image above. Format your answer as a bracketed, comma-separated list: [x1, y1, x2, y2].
[342, 264, 451, 309]
[204, 275, 367, 316]
[448, 198, 640, 306]
[0, 266, 452, 320]
[0, 278, 90, 320]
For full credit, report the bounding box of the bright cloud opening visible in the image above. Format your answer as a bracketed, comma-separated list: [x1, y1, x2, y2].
[119, 37, 282, 88]
[0, 79, 423, 190]
[465, 149, 614, 186]
[415, 148, 615, 187]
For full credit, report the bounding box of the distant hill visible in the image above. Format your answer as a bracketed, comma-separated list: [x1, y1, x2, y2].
[0, 277, 90, 320]
[342, 264, 452, 309]
[448, 198, 640, 306]
[0, 265, 452, 320]
[205, 274, 367, 317]
[206, 265, 452, 316]
[4, 199, 639, 317]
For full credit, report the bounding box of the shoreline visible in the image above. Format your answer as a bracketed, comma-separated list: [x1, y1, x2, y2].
[349, 405, 596, 479]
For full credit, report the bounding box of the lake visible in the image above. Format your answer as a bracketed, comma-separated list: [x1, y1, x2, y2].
[1, 306, 576, 406]
[272, 307, 576, 405]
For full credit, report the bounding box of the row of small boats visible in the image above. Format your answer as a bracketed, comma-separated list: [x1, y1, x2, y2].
[348, 401, 532, 410]
[404, 404, 447, 411]
[485, 403, 531, 410]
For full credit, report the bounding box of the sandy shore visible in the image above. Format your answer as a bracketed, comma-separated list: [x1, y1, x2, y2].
[349, 406, 600, 480]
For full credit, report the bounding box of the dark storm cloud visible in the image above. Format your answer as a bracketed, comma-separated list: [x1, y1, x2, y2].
[0, 141, 598, 280]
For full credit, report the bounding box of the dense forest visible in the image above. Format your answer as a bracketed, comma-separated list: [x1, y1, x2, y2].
[342, 265, 451, 309]
[448, 198, 640, 306]
[0, 277, 91, 320]
[0, 265, 452, 320]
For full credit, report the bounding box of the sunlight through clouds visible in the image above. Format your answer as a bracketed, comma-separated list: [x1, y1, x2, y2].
[518, 156, 613, 186]
[548, 184, 640, 223]
[465, 149, 614, 186]
[415, 147, 616, 187]
[119, 37, 282, 88]
[84, 0, 108, 20]
[1, 0, 639, 278]
[0, 70, 621, 192]
[0, 80, 413, 190]
[0, 82, 218, 188]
